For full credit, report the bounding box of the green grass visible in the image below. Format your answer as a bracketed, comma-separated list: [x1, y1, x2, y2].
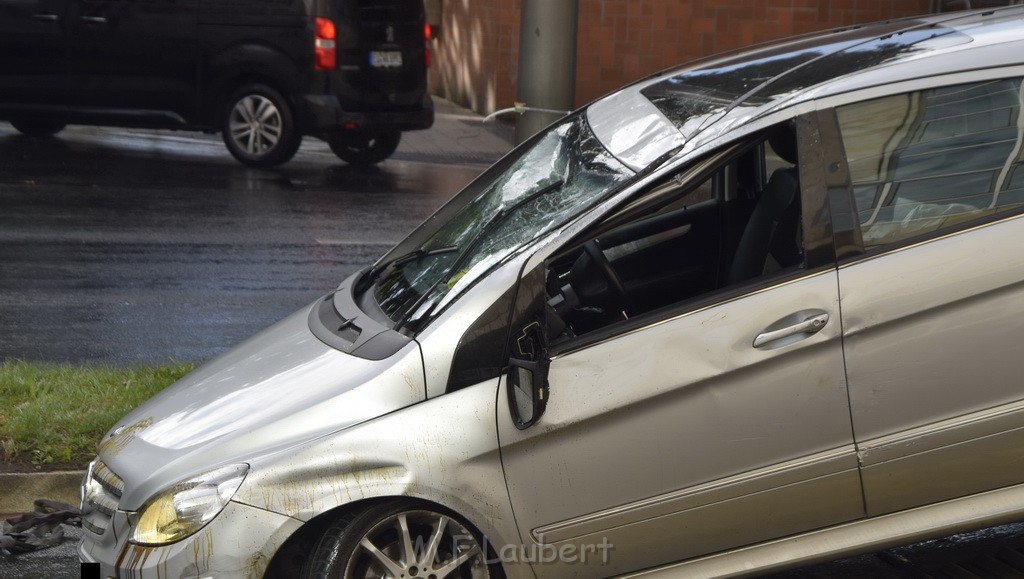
[0, 361, 193, 469]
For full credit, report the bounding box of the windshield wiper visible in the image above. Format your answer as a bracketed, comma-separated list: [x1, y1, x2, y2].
[637, 145, 683, 178]
[479, 177, 567, 241]
[354, 245, 460, 294]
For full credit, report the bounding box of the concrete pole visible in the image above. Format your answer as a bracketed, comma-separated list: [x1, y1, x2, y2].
[514, 0, 579, 145]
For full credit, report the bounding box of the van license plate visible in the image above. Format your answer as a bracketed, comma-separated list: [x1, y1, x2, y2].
[370, 51, 403, 68]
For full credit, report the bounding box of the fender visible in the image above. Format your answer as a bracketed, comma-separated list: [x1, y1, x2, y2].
[232, 379, 528, 577]
[200, 41, 312, 127]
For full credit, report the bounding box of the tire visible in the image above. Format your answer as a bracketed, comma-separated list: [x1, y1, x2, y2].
[328, 130, 401, 166]
[301, 500, 500, 579]
[221, 83, 301, 167]
[9, 118, 66, 138]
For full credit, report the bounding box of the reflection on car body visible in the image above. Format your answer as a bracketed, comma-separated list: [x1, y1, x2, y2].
[79, 7, 1024, 578]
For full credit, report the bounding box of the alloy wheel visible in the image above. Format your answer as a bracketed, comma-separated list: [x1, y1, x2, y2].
[345, 510, 491, 579]
[228, 94, 283, 156]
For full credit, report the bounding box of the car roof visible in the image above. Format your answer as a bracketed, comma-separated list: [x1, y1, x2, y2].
[589, 6, 1024, 171]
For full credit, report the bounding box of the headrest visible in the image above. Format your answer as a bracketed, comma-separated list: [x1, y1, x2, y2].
[768, 123, 798, 165]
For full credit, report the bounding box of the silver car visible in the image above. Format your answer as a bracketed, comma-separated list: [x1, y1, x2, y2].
[79, 7, 1024, 578]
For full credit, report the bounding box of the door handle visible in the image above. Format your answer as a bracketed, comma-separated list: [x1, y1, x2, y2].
[80, 16, 107, 24]
[33, 13, 60, 22]
[753, 312, 829, 349]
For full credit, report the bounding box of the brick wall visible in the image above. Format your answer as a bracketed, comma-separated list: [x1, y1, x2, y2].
[428, 0, 937, 115]
[428, 0, 521, 115]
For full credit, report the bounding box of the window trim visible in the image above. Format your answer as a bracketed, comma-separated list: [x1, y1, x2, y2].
[799, 110, 843, 267]
[837, 209, 1024, 270]
[815, 107, 864, 261]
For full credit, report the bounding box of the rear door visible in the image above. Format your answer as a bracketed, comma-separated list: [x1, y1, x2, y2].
[68, 0, 199, 122]
[329, 0, 427, 110]
[830, 74, 1024, 516]
[0, 0, 69, 109]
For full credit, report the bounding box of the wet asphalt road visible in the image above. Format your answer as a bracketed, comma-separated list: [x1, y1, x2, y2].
[0, 123, 485, 365]
[0, 524, 82, 579]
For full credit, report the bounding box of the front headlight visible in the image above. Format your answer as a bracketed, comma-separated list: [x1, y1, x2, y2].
[130, 463, 248, 546]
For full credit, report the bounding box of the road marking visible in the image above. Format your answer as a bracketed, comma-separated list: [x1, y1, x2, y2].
[315, 238, 394, 246]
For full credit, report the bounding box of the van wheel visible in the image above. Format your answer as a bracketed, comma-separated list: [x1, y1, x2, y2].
[222, 84, 301, 167]
[10, 118, 66, 138]
[328, 130, 401, 166]
[301, 500, 500, 579]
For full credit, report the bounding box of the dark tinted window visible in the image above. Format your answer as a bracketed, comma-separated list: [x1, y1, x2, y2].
[446, 287, 514, 392]
[837, 78, 1024, 249]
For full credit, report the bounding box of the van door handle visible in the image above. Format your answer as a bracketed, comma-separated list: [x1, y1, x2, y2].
[34, 13, 60, 22]
[753, 312, 829, 349]
[80, 16, 107, 24]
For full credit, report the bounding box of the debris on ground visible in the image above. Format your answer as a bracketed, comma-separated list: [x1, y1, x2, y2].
[1, 500, 80, 559]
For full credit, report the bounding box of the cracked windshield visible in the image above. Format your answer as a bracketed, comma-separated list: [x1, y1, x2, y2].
[374, 112, 633, 327]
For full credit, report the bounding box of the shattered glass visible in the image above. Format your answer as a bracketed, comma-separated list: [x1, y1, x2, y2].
[374, 113, 632, 326]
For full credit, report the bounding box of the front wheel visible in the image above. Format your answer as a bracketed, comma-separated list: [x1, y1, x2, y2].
[10, 118, 66, 138]
[221, 84, 301, 167]
[302, 500, 500, 579]
[328, 130, 401, 166]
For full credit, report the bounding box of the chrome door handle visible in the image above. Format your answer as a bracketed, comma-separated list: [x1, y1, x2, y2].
[80, 16, 107, 24]
[753, 312, 829, 349]
[34, 13, 59, 21]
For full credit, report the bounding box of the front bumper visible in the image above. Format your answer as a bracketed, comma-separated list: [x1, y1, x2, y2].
[78, 501, 302, 578]
[301, 94, 434, 136]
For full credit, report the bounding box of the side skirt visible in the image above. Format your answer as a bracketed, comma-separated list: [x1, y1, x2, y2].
[619, 482, 1024, 578]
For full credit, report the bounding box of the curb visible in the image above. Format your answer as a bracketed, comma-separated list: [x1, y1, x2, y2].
[0, 471, 85, 515]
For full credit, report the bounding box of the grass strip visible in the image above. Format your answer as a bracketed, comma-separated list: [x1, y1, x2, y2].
[0, 360, 193, 469]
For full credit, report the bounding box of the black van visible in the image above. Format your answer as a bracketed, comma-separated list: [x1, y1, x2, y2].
[0, 0, 433, 166]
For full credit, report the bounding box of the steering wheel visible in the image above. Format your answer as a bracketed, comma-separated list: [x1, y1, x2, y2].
[584, 240, 634, 317]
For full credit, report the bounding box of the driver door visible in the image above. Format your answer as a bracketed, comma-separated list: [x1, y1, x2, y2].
[497, 119, 863, 577]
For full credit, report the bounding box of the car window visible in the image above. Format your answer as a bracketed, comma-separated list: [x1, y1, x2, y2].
[544, 122, 807, 341]
[837, 78, 1024, 250]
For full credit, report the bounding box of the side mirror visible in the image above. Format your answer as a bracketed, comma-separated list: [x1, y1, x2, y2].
[508, 358, 549, 430]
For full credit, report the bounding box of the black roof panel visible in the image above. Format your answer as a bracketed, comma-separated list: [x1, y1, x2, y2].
[642, 19, 971, 136]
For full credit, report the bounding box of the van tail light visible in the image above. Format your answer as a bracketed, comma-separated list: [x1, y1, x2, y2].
[315, 17, 337, 71]
[424, 23, 432, 68]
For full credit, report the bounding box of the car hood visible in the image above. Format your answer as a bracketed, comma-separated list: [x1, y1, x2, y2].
[96, 300, 426, 510]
